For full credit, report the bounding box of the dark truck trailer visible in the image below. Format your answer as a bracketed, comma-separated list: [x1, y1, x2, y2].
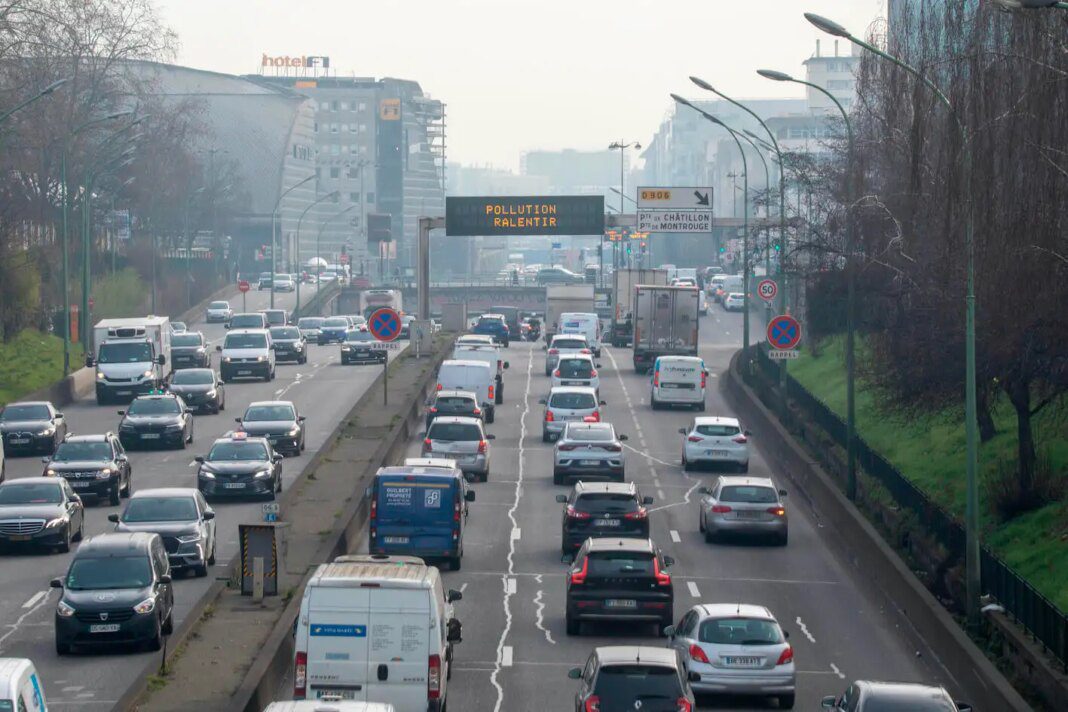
[631, 285, 700, 373]
[609, 269, 668, 347]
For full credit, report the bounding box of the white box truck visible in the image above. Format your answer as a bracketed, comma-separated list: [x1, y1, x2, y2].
[88, 316, 172, 404]
[609, 268, 669, 347]
[544, 284, 595, 343]
[631, 285, 700, 373]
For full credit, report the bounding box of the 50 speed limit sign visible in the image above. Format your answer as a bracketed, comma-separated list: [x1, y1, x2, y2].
[757, 279, 778, 303]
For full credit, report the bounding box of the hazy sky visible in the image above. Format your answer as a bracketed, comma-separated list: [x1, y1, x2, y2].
[156, 0, 887, 170]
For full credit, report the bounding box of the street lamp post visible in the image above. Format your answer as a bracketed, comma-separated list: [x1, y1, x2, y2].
[804, 11, 981, 623]
[733, 130, 773, 328]
[608, 140, 641, 273]
[270, 174, 316, 308]
[183, 187, 206, 310]
[295, 190, 338, 317]
[671, 95, 751, 364]
[759, 67, 858, 502]
[0, 77, 70, 127]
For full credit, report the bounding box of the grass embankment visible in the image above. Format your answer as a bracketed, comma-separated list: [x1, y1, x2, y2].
[789, 336, 1068, 611]
[0, 330, 83, 406]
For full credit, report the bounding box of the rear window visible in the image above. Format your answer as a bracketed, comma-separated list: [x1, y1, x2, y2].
[230, 315, 265, 327]
[553, 338, 586, 350]
[427, 423, 482, 441]
[298, 317, 324, 328]
[574, 493, 639, 513]
[593, 665, 682, 704]
[172, 333, 203, 347]
[209, 301, 229, 309]
[558, 359, 593, 378]
[719, 485, 778, 504]
[567, 426, 613, 442]
[699, 617, 784, 645]
[549, 392, 596, 409]
[435, 396, 475, 409]
[695, 424, 740, 437]
[586, 551, 654, 577]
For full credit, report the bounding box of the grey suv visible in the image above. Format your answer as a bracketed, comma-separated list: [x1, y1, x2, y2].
[567, 646, 697, 712]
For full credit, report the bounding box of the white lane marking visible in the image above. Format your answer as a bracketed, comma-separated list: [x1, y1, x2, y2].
[22, 591, 47, 609]
[500, 646, 513, 667]
[657, 488, 665, 500]
[510, 527, 521, 541]
[459, 583, 468, 594]
[669, 530, 681, 543]
[687, 581, 701, 598]
[0, 589, 53, 650]
[830, 662, 845, 679]
[621, 443, 676, 469]
[458, 570, 841, 585]
[795, 616, 816, 644]
[505, 578, 517, 595]
[490, 346, 533, 712]
[647, 480, 702, 513]
[532, 589, 556, 645]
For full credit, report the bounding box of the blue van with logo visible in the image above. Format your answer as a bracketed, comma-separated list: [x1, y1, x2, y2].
[368, 461, 475, 570]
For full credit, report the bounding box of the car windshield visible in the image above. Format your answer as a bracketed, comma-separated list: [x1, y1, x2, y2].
[209, 301, 229, 309]
[224, 333, 267, 349]
[270, 327, 300, 340]
[855, 696, 956, 711]
[549, 392, 596, 410]
[566, 426, 614, 442]
[230, 315, 264, 328]
[720, 485, 778, 504]
[0, 482, 62, 504]
[428, 423, 482, 441]
[593, 665, 682, 705]
[558, 359, 594, 378]
[298, 317, 324, 329]
[699, 617, 784, 645]
[346, 330, 374, 342]
[170, 369, 215, 385]
[586, 551, 654, 576]
[1, 404, 50, 421]
[574, 493, 639, 513]
[52, 442, 112, 461]
[208, 442, 268, 461]
[172, 333, 203, 347]
[478, 316, 504, 326]
[128, 398, 180, 415]
[98, 342, 152, 364]
[65, 556, 152, 590]
[324, 317, 349, 327]
[695, 424, 740, 437]
[244, 404, 295, 421]
[552, 338, 586, 350]
[122, 497, 198, 523]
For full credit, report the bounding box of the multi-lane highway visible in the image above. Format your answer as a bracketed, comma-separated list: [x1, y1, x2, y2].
[0, 283, 400, 710]
[372, 306, 966, 711]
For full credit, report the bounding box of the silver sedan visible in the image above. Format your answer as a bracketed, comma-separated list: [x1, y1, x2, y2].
[552, 422, 627, 485]
[698, 476, 788, 545]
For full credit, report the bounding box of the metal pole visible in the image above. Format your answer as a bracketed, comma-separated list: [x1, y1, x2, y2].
[270, 174, 315, 309]
[151, 233, 157, 315]
[61, 151, 71, 375]
[82, 176, 92, 348]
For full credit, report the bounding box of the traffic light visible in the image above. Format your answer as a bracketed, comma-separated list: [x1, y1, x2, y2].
[773, 242, 781, 252]
[626, 244, 632, 255]
[719, 245, 726, 253]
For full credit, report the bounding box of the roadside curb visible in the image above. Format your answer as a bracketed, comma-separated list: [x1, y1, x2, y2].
[720, 348, 1032, 712]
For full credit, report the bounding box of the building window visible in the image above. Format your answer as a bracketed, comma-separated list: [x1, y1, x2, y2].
[358, 102, 367, 112]
[329, 167, 340, 179]
[366, 192, 375, 203]
[330, 144, 340, 155]
[331, 100, 339, 111]
[350, 192, 360, 203]
[341, 145, 349, 154]
[350, 123, 358, 132]
[313, 122, 319, 133]
[330, 123, 338, 133]
[359, 124, 367, 133]
[340, 101, 349, 110]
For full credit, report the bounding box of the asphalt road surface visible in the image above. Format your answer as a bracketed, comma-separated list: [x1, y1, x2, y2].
[372, 305, 970, 711]
[0, 282, 406, 711]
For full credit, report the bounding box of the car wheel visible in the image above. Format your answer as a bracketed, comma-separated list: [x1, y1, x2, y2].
[682, 455, 691, 472]
[778, 694, 795, 709]
[697, 400, 706, 412]
[276, 475, 283, 493]
[449, 555, 462, 571]
[704, 528, 715, 544]
[194, 562, 209, 578]
[542, 431, 550, 443]
[109, 485, 121, 506]
[552, 470, 562, 485]
[121, 475, 131, 498]
[208, 541, 216, 566]
[145, 623, 163, 651]
[776, 530, 789, 547]
[73, 519, 84, 542]
[486, 407, 495, 424]
[565, 612, 580, 636]
[55, 639, 71, 656]
[300, 436, 306, 453]
[698, 511, 705, 533]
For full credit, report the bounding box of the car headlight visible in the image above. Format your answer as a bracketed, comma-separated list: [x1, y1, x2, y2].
[37, 426, 55, 436]
[253, 469, 272, 479]
[256, 355, 266, 362]
[341, 345, 352, 351]
[294, 343, 303, 350]
[165, 423, 183, 431]
[96, 468, 113, 479]
[96, 371, 104, 380]
[177, 533, 202, 543]
[133, 597, 156, 615]
[56, 600, 75, 618]
[287, 427, 299, 436]
[44, 517, 66, 529]
[205, 389, 217, 398]
[142, 370, 153, 378]
[199, 470, 216, 479]
[46, 468, 57, 476]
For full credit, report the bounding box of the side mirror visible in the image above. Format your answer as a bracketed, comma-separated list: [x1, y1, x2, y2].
[159, 574, 172, 585]
[447, 589, 463, 603]
[538, 397, 547, 405]
[117, 410, 126, 416]
[698, 486, 712, 496]
[117, 454, 128, 461]
[273, 454, 283, 462]
[223, 325, 230, 330]
[688, 670, 701, 683]
[663, 624, 676, 637]
[217, 381, 225, 387]
[778, 489, 787, 497]
[234, 417, 242, 424]
[642, 496, 654, 505]
[663, 555, 675, 567]
[555, 494, 568, 504]
[185, 409, 194, 415]
[783, 630, 790, 639]
[596, 363, 603, 369]
[107, 513, 120, 523]
[619, 434, 629, 441]
[567, 667, 582, 680]
[41, 456, 51, 463]
[157, 354, 166, 366]
[678, 427, 686, 435]
[599, 400, 607, 406]
[50, 578, 63, 589]
[215, 345, 222, 352]
[465, 490, 476, 502]
[486, 434, 496, 440]
[298, 416, 306, 422]
[821, 697, 837, 710]
[504, 362, 510, 369]
[204, 511, 216, 520]
[85, 356, 95, 367]
[955, 704, 973, 712]
[194, 456, 205, 463]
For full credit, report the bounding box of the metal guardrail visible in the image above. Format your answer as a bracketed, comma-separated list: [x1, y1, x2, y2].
[750, 345, 1068, 670]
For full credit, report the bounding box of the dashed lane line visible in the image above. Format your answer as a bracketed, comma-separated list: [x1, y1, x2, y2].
[669, 530, 681, 543]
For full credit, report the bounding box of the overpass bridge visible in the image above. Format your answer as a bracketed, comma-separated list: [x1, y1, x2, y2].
[335, 284, 611, 316]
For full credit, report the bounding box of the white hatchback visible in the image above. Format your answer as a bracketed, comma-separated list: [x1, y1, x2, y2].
[680, 416, 750, 472]
[550, 354, 600, 394]
[723, 293, 746, 311]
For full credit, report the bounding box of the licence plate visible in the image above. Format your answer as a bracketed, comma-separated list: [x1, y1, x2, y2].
[116, 390, 132, 396]
[90, 624, 121, 633]
[7, 534, 31, 542]
[237, 370, 252, 375]
[141, 433, 161, 440]
[70, 481, 90, 488]
[383, 536, 410, 544]
[224, 482, 246, 489]
[9, 437, 29, 444]
[705, 449, 729, 456]
[723, 656, 762, 667]
[661, 383, 679, 389]
[604, 599, 636, 608]
[579, 459, 600, 466]
[316, 689, 356, 700]
[562, 380, 585, 386]
[735, 510, 765, 519]
[593, 519, 620, 527]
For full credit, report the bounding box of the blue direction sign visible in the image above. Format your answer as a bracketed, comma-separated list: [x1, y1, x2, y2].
[767, 315, 802, 350]
[369, 307, 402, 342]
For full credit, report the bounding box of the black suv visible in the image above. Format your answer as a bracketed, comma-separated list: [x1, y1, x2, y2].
[44, 433, 132, 506]
[567, 645, 697, 712]
[0, 401, 66, 456]
[341, 328, 386, 365]
[426, 389, 482, 429]
[565, 537, 675, 637]
[269, 326, 307, 364]
[171, 331, 210, 369]
[556, 482, 653, 554]
[51, 532, 174, 654]
[195, 433, 282, 500]
[118, 394, 194, 450]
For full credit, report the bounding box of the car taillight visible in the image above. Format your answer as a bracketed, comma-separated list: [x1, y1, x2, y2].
[569, 557, 589, 584]
[436, 383, 442, 391]
[776, 645, 794, 666]
[545, 411, 554, 422]
[566, 505, 591, 520]
[558, 443, 577, 451]
[428, 654, 442, 699]
[294, 651, 307, 698]
[428, 406, 438, 413]
[767, 506, 786, 516]
[584, 696, 601, 712]
[478, 440, 488, 454]
[454, 497, 462, 521]
[688, 643, 710, 664]
[700, 372, 707, 388]
[687, 435, 703, 442]
[654, 557, 671, 586]
[732, 434, 748, 444]
[370, 497, 378, 520]
[604, 444, 622, 452]
[676, 698, 693, 712]
[590, 411, 601, 422]
[623, 507, 647, 520]
[710, 505, 732, 513]
[590, 369, 597, 377]
[553, 369, 561, 377]
[653, 371, 659, 386]
[580, 348, 591, 354]
[423, 438, 432, 448]
[548, 348, 559, 354]
[473, 407, 482, 415]
[488, 384, 495, 400]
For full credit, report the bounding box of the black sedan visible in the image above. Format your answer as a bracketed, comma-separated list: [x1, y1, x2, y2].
[43, 433, 133, 506]
[196, 434, 282, 500]
[167, 368, 225, 414]
[236, 401, 305, 456]
[1, 401, 67, 456]
[118, 394, 194, 450]
[269, 326, 308, 364]
[171, 331, 210, 369]
[0, 478, 84, 552]
[340, 329, 386, 365]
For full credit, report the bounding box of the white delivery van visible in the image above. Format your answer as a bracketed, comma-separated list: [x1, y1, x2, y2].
[294, 555, 463, 712]
[89, 316, 172, 404]
[452, 345, 509, 404]
[0, 658, 47, 712]
[558, 312, 602, 356]
[263, 701, 395, 712]
[436, 360, 496, 422]
[650, 355, 708, 411]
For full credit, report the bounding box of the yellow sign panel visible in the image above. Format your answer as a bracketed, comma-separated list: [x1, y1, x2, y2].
[640, 189, 672, 202]
[380, 98, 400, 121]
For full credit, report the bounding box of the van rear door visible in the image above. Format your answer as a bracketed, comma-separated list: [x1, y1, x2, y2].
[364, 587, 432, 710]
[375, 476, 458, 557]
[306, 586, 371, 701]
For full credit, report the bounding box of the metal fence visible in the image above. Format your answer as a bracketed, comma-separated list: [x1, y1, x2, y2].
[749, 345, 1067, 670]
